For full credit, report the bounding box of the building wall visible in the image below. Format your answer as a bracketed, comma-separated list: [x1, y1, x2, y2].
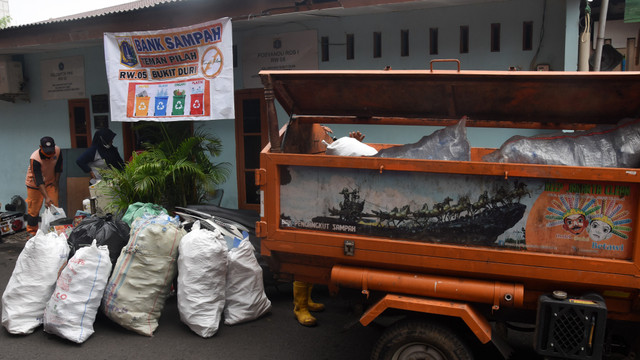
[230, 0, 578, 155]
[235, 0, 575, 73]
[0, 46, 115, 214]
[0, 0, 579, 212]
[0, 0, 8, 19]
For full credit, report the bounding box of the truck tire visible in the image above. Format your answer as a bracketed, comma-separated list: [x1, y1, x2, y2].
[371, 319, 474, 360]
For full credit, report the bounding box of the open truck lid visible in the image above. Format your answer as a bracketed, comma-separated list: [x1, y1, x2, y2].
[260, 67, 640, 129]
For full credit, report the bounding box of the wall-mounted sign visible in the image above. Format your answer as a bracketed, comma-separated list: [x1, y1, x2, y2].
[242, 30, 318, 88]
[41, 56, 85, 100]
[104, 18, 234, 122]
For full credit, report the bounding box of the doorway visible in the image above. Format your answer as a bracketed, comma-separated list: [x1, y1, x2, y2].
[64, 98, 92, 216]
[68, 99, 92, 148]
[234, 89, 268, 211]
[122, 121, 194, 161]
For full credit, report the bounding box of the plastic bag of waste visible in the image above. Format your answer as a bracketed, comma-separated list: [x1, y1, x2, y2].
[177, 221, 228, 338]
[44, 240, 111, 343]
[483, 118, 640, 168]
[223, 232, 271, 325]
[373, 116, 470, 160]
[67, 214, 130, 266]
[121, 202, 168, 226]
[102, 214, 185, 336]
[1, 230, 70, 334]
[41, 205, 67, 234]
[322, 137, 378, 157]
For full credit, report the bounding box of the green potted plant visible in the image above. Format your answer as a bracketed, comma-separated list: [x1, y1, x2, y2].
[101, 122, 230, 215]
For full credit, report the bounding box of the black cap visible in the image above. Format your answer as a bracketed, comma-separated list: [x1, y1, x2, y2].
[40, 136, 56, 154]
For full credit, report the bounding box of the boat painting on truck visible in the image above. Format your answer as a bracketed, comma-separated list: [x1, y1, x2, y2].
[279, 165, 634, 260]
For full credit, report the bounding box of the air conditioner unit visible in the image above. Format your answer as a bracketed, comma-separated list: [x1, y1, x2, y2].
[0, 61, 24, 94]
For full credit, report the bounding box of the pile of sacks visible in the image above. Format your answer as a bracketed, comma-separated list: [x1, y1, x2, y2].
[1, 202, 271, 343]
[322, 116, 640, 168]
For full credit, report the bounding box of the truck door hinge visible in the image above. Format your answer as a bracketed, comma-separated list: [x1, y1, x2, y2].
[255, 221, 267, 237]
[255, 168, 267, 186]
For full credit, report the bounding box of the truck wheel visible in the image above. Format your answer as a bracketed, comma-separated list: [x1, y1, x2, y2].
[371, 319, 474, 360]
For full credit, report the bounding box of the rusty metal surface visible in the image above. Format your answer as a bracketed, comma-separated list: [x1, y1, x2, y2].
[257, 69, 640, 322]
[260, 70, 640, 128]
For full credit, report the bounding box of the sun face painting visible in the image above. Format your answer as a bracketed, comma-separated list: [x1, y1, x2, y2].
[526, 182, 634, 259]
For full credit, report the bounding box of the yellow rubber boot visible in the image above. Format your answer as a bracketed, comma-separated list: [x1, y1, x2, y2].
[293, 281, 317, 326]
[307, 285, 325, 312]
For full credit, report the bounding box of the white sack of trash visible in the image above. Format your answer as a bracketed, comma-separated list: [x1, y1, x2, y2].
[44, 240, 112, 343]
[177, 221, 228, 338]
[1, 230, 70, 334]
[177, 219, 272, 333]
[223, 231, 272, 325]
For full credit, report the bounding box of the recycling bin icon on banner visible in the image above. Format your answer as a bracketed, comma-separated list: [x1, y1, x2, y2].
[135, 90, 150, 117]
[190, 93, 204, 115]
[172, 89, 186, 116]
[135, 97, 150, 117]
[190, 82, 205, 116]
[154, 96, 168, 116]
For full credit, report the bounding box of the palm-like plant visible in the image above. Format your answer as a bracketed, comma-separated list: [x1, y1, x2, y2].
[102, 122, 230, 215]
[0, 16, 11, 29]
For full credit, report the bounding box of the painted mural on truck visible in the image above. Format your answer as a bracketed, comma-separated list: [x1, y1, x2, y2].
[279, 166, 634, 259]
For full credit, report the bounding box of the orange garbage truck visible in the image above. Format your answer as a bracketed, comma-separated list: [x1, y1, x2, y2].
[256, 64, 640, 360]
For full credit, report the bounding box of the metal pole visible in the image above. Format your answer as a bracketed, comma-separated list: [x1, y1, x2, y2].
[593, 0, 609, 71]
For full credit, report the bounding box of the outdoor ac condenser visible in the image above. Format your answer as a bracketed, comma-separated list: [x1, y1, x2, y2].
[0, 61, 24, 94]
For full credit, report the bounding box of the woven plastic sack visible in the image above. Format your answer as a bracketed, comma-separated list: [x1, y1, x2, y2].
[44, 240, 112, 343]
[102, 214, 185, 336]
[121, 202, 168, 226]
[223, 232, 271, 325]
[177, 221, 228, 337]
[2, 230, 70, 334]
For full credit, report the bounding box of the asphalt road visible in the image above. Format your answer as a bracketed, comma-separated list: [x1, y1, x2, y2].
[0, 231, 381, 360]
[1, 231, 543, 360]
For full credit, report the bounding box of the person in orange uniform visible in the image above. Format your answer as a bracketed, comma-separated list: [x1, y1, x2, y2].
[25, 136, 63, 235]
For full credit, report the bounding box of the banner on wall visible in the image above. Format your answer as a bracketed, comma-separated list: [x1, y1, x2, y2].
[41, 56, 85, 100]
[104, 18, 234, 122]
[242, 30, 318, 88]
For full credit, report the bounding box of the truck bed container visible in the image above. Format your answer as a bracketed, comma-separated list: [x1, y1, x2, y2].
[257, 66, 640, 359]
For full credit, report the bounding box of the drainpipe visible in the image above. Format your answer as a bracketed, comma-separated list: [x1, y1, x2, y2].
[593, 0, 609, 71]
[331, 265, 524, 309]
[578, 2, 591, 71]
